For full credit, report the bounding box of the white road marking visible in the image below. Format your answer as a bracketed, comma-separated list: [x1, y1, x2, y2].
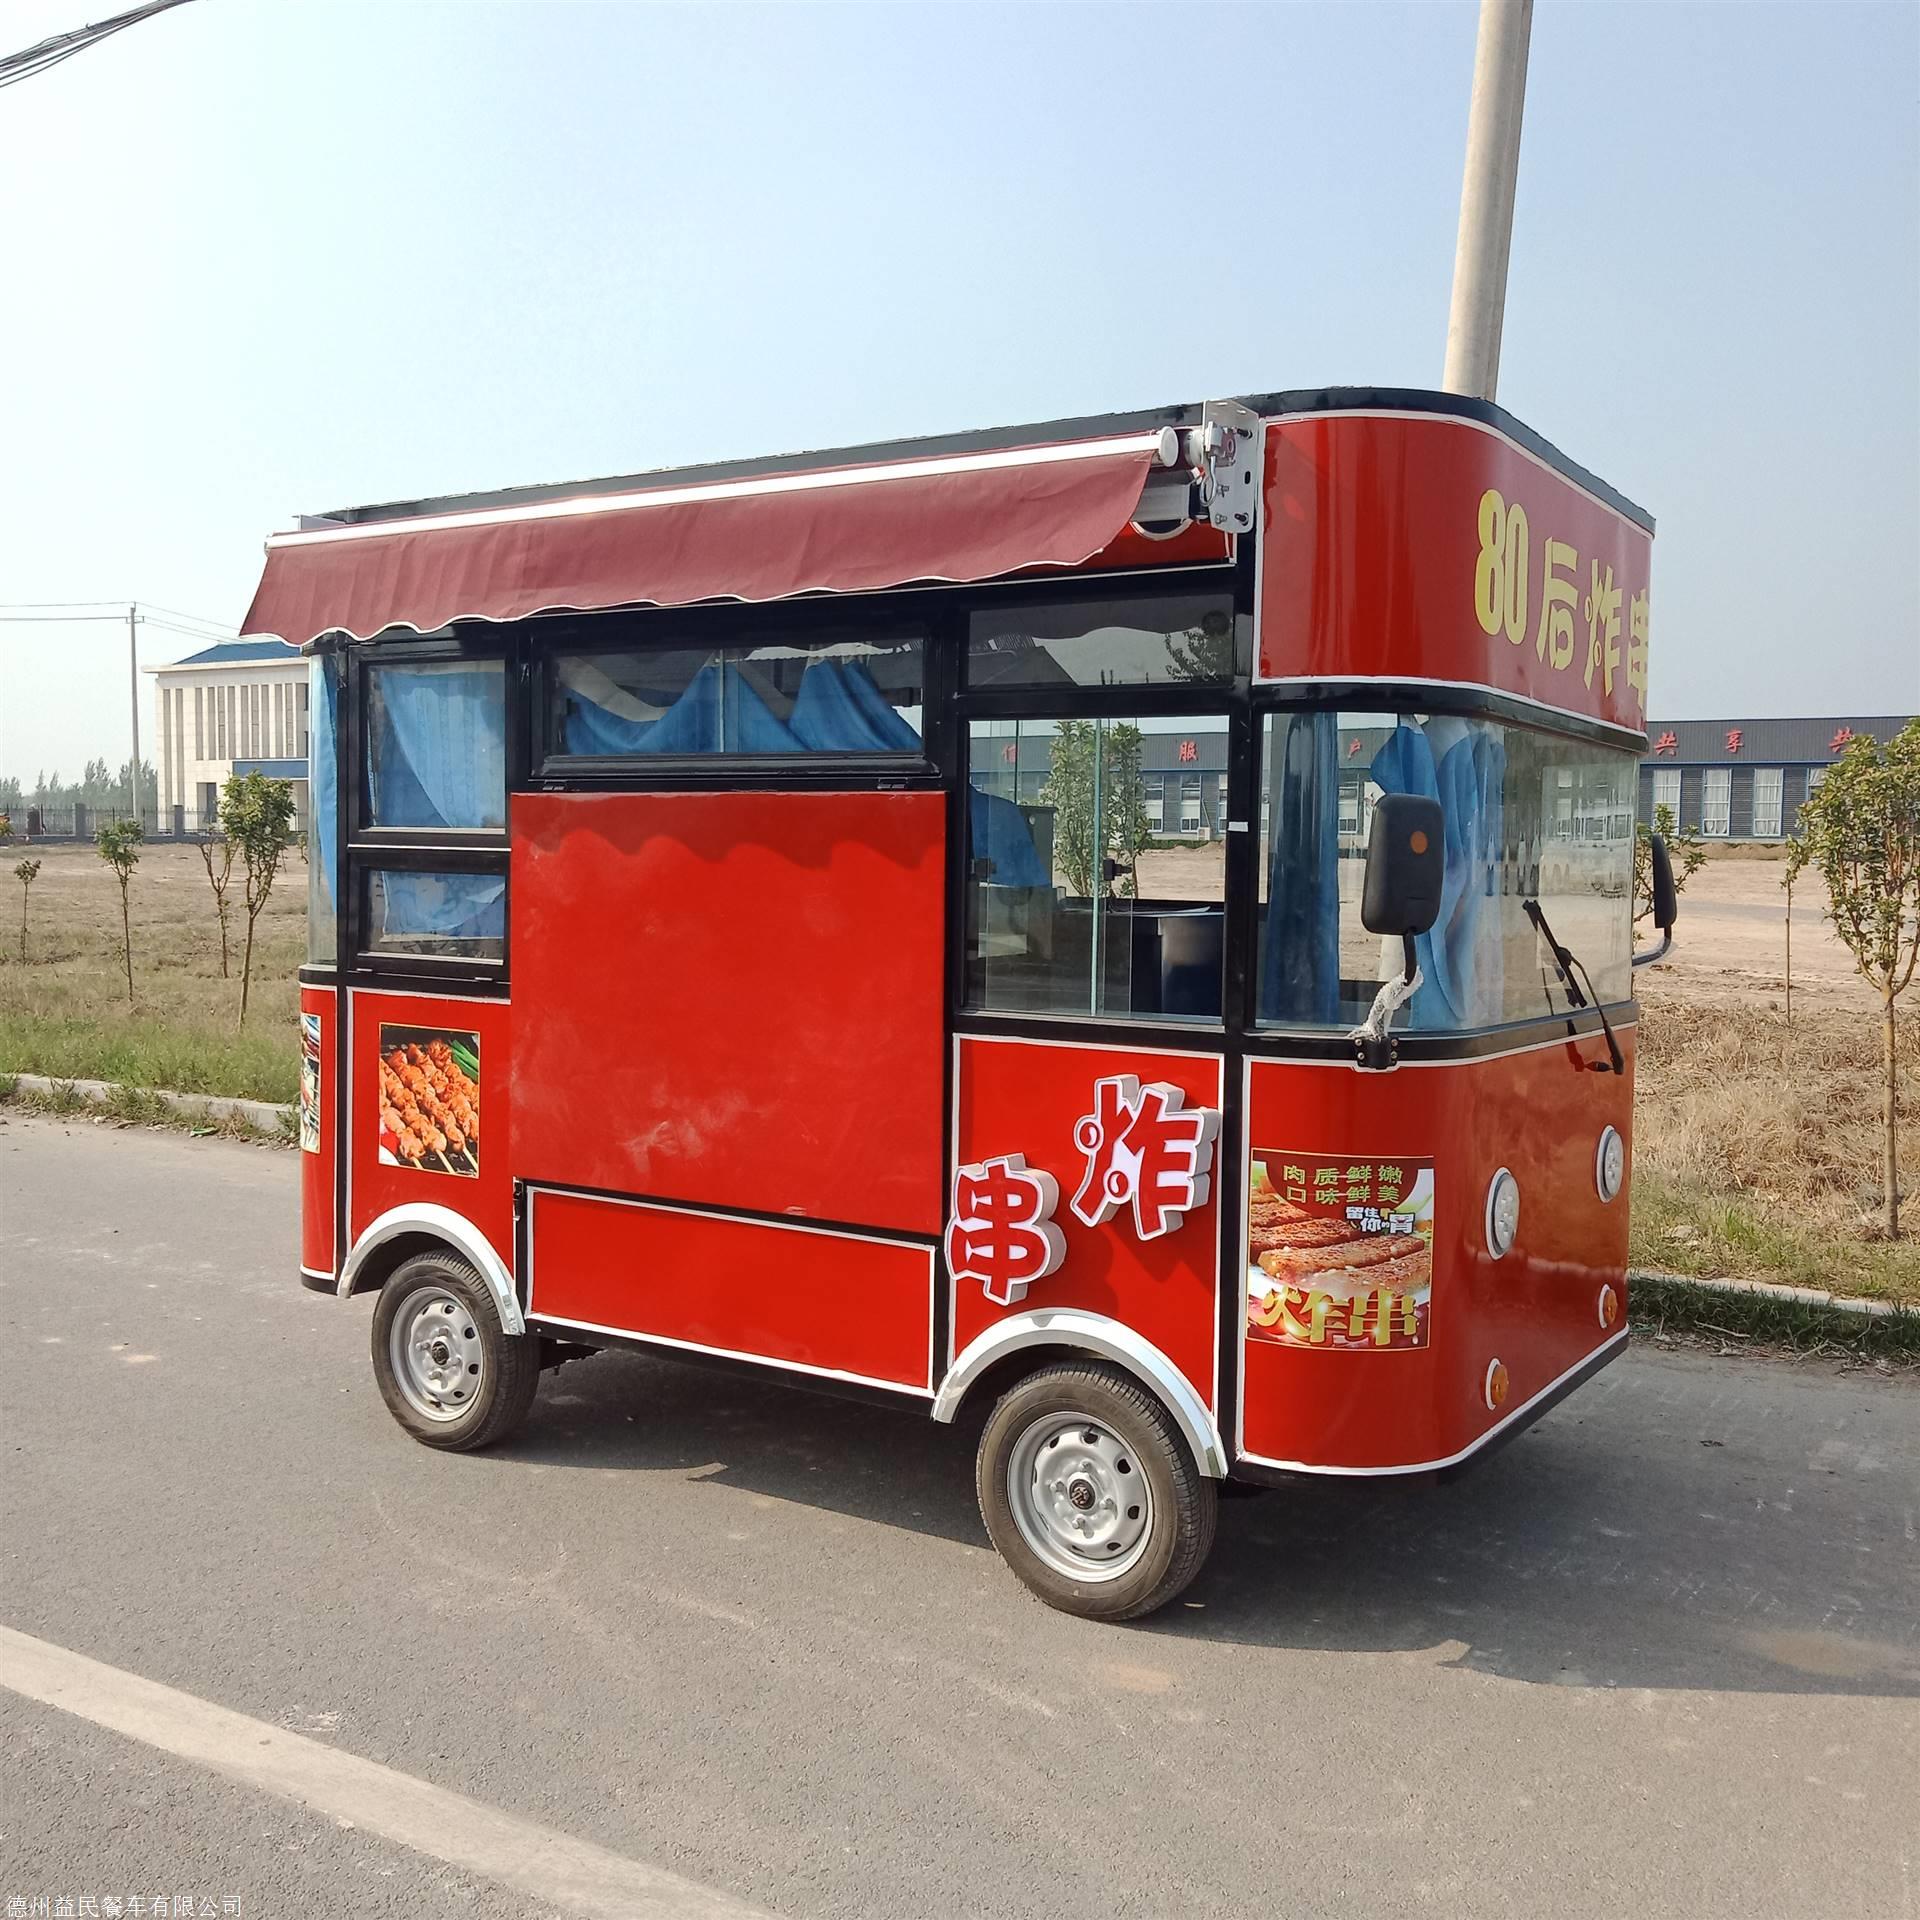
[0, 1624, 775, 1920]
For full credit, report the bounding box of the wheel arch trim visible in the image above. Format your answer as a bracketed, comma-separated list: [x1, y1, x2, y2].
[339, 1204, 524, 1336]
[932, 1309, 1226, 1477]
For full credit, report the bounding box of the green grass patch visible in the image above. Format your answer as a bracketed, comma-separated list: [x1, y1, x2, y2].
[1629, 1270, 1920, 1367]
[1629, 1169, 1920, 1308]
[0, 1005, 298, 1103]
[2, 1074, 292, 1143]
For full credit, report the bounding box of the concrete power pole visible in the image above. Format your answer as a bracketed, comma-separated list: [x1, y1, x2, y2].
[1442, 0, 1534, 401]
[127, 603, 143, 825]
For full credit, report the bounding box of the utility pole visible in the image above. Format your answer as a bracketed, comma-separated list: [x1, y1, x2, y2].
[127, 603, 144, 825]
[1442, 0, 1534, 401]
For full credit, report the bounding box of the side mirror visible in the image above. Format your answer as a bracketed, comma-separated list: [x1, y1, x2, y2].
[1633, 829, 1679, 969]
[1647, 830, 1677, 931]
[1361, 794, 1445, 940]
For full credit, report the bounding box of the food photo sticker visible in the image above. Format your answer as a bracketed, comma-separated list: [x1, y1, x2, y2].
[1246, 1153, 1435, 1352]
[377, 1025, 480, 1178]
[299, 1011, 323, 1155]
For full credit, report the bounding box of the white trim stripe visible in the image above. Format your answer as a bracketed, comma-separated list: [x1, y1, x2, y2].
[271, 434, 1171, 549]
[1251, 670, 1649, 742]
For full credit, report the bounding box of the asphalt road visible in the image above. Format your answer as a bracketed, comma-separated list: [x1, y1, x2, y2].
[3, 1110, 1917, 1919]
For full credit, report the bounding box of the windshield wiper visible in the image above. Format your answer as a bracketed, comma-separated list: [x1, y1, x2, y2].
[1522, 899, 1624, 1075]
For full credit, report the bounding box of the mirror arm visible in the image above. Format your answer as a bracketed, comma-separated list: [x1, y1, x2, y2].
[1632, 927, 1673, 969]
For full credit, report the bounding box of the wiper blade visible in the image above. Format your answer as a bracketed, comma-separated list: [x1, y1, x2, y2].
[1523, 899, 1623, 1075]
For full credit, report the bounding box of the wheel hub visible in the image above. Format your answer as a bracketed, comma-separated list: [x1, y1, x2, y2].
[389, 1287, 484, 1423]
[1006, 1416, 1153, 1583]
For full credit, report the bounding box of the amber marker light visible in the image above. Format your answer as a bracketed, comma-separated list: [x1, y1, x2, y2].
[1484, 1358, 1510, 1412]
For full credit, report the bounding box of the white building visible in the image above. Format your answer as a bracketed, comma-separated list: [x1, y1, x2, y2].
[148, 637, 310, 829]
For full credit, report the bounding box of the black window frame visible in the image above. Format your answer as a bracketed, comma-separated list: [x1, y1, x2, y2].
[342, 628, 514, 988]
[527, 600, 939, 788]
[950, 565, 1252, 1040]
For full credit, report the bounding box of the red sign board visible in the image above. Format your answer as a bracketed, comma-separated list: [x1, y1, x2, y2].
[1258, 412, 1654, 736]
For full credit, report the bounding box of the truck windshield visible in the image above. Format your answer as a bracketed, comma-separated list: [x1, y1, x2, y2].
[1258, 710, 1635, 1030]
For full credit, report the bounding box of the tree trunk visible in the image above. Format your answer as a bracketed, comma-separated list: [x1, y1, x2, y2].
[18, 888, 26, 963]
[1884, 990, 1900, 1241]
[120, 886, 133, 1003]
[218, 900, 230, 978]
[239, 912, 255, 1026]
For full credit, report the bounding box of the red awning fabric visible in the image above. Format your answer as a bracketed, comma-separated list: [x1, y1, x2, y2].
[242, 436, 1170, 646]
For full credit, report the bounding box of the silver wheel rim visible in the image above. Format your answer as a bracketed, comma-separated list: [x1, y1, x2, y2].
[388, 1285, 484, 1423]
[1006, 1414, 1154, 1583]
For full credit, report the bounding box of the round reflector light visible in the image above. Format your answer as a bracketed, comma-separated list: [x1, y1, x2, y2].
[1595, 1126, 1626, 1203]
[1598, 1284, 1620, 1330]
[1484, 1358, 1510, 1412]
[1485, 1167, 1520, 1260]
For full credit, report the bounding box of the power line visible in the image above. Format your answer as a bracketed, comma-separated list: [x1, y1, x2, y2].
[0, 0, 198, 91]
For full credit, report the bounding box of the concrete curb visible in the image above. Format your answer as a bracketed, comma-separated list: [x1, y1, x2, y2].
[3, 1073, 292, 1135]
[1629, 1267, 1905, 1322]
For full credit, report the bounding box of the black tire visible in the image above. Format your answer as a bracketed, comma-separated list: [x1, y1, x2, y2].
[370, 1249, 540, 1452]
[976, 1362, 1217, 1622]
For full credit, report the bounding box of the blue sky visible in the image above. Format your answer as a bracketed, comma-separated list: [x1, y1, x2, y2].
[2, 0, 1915, 777]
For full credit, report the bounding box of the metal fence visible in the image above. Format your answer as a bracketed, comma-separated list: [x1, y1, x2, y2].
[6, 803, 231, 843]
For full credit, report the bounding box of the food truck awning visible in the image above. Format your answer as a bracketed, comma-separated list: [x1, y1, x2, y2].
[242, 433, 1181, 646]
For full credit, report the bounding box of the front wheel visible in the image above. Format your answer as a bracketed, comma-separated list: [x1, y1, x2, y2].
[976, 1362, 1217, 1621]
[370, 1250, 540, 1451]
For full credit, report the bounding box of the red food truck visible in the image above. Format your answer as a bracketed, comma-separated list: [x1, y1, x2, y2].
[247, 386, 1676, 1620]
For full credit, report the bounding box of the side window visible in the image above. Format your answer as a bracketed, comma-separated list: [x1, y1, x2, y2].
[366, 659, 507, 830]
[352, 648, 508, 976]
[964, 714, 1227, 1024]
[543, 631, 925, 764]
[1257, 710, 1636, 1031]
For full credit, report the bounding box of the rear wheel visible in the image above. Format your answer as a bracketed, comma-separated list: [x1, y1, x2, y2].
[370, 1250, 539, 1451]
[976, 1362, 1216, 1621]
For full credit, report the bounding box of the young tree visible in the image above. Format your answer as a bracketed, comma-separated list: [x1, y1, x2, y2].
[1039, 720, 1152, 898]
[1633, 802, 1707, 928]
[198, 825, 236, 977]
[1785, 721, 1920, 1238]
[95, 818, 142, 1002]
[221, 771, 297, 1025]
[13, 858, 40, 962]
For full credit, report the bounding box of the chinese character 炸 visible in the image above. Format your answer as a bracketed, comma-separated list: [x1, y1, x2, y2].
[1583, 560, 1622, 695]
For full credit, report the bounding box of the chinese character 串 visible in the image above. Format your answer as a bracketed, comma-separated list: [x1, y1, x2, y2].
[1070, 1076, 1220, 1241]
[1583, 560, 1622, 695]
[946, 1155, 1066, 1308]
[1535, 538, 1578, 670]
[1725, 728, 1744, 754]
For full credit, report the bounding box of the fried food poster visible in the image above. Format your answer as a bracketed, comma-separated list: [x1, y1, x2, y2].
[1247, 1153, 1435, 1351]
[377, 1026, 480, 1177]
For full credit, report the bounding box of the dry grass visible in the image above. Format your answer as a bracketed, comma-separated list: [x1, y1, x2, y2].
[1629, 978, 1920, 1304]
[0, 839, 306, 1103]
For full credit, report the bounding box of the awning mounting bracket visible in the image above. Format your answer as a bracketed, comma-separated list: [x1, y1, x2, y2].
[1186, 399, 1262, 535]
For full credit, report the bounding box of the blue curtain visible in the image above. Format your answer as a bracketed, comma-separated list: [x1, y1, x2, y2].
[310, 658, 338, 916]
[379, 870, 505, 945]
[563, 655, 919, 756]
[838, 658, 922, 750]
[1369, 722, 1506, 1027]
[1259, 710, 1340, 1023]
[968, 786, 1051, 888]
[561, 660, 805, 755]
[371, 665, 505, 829]
[789, 661, 899, 751]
